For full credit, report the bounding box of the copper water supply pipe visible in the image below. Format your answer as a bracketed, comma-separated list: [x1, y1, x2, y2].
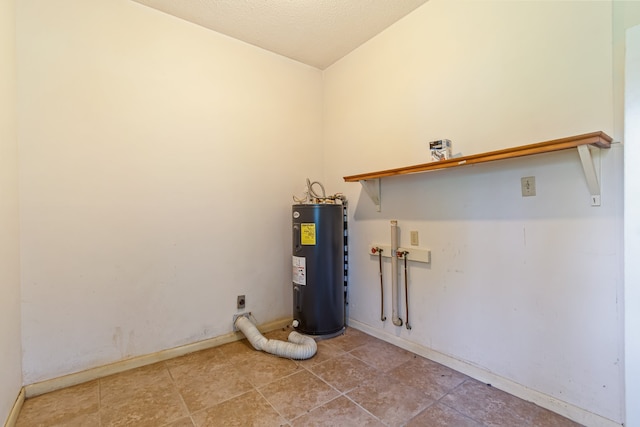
[373, 247, 386, 321]
[400, 250, 412, 330]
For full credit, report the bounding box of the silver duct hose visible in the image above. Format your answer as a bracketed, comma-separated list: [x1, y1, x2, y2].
[234, 315, 317, 360]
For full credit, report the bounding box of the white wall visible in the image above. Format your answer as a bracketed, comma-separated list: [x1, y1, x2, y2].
[324, 1, 623, 424]
[13, 1, 633, 425]
[613, 2, 640, 141]
[616, 5, 640, 426]
[17, 0, 323, 384]
[624, 23, 640, 427]
[0, 0, 23, 423]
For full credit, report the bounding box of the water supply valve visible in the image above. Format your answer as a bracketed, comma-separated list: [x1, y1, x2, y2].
[369, 244, 430, 263]
[396, 250, 409, 259]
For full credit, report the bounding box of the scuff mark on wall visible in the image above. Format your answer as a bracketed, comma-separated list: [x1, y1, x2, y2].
[112, 327, 123, 357]
[126, 330, 136, 358]
[113, 327, 136, 358]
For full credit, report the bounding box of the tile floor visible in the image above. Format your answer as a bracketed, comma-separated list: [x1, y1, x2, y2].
[15, 327, 582, 427]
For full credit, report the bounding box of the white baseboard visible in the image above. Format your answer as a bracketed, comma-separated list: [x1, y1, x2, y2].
[4, 387, 25, 427]
[24, 317, 292, 399]
[347, 318, 621, 427]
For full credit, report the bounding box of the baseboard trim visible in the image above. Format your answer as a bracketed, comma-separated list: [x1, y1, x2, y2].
[4, 387, 25, 427]
[24, 317, 291, 399]
[347, 318, 621, 427]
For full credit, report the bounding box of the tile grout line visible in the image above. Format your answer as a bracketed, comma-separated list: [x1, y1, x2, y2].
[434, 379, 496, 427]
[254, 382, 292, 426]
[163, 360, 198, 426]
[300, 346, 411, 427]
[273, 360, 338, 424]
[14, 329, 580, 427]
[243, 351, 352, 425]
[286, 365, 345, 424]
[334, 344, 461, 426]
[181, 346, 298, 425]
[341, 392, 391, 426]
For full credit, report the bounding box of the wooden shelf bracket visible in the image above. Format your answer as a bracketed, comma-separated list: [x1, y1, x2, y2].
[577, 145, 602, 207]
[360, 179, 381, 212]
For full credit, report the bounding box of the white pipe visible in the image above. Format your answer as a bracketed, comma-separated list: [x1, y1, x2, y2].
[391, 220, 403, 326]
[234, 315, 317, 360]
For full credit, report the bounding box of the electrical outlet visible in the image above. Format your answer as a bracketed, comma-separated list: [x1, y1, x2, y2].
[410, 231, 419, 246]
[237, 295, 246, 309]
[521, 176, 536, 197]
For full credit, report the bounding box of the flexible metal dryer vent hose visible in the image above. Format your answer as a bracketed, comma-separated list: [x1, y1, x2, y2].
[234, 315, 317, 360]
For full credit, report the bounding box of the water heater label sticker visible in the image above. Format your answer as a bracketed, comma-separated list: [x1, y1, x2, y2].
[301, 223, 316, 245]
[292, 256, 306, 285]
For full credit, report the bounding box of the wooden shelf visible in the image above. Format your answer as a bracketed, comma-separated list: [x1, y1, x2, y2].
[343, 131, 612, 210]
[344, 131, 611, 182]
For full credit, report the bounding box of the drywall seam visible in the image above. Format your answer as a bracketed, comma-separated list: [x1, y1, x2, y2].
[24, 317, 291, 398]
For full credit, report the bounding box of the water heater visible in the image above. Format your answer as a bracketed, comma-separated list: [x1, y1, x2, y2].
[292, 203, 345, 336]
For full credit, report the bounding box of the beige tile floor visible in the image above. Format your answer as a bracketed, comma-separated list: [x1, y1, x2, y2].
[15, 327, 582, 427]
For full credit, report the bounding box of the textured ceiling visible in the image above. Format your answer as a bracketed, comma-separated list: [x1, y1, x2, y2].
[131, 0, 429, 69]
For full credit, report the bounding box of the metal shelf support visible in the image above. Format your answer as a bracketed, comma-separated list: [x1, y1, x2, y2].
[360, 179, 381, 212]
[577, 145, 602, 207]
